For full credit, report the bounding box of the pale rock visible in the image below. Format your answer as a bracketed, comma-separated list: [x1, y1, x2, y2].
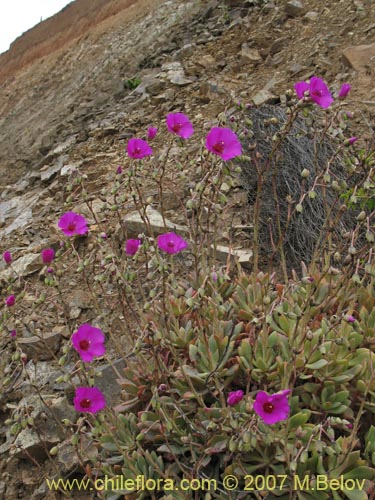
[211, 244, 253, 269]
[285, 0, 305, 17]
[123, 206, 189, 238]
[304, 11, 319, 21]
[197, 54, 216, 68]
[0, 253, 41, 279]
[252, 89, 279, 106]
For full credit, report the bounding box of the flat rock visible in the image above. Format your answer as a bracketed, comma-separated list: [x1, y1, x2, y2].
[1, 253, 41, 279]
[18, 331, 62, 361]
[0, 190, 46, 237]
[94, 358, 126, 406]
[211, 244, 253, 270]
[342, 43, 375, 70]
[240, 45, 263, 65]
[9, 395, 76, 461]
[252, 89, 279, 106]
[123, 206, 189, 238]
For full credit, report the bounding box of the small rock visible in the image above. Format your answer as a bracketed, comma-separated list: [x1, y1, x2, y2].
[304, 11, 319, 21]
[17, 331, 61, 361]
[1, 253, 40, 279]
[68, 289, 92, 310]
[69, 307, 81, 320]
[121, 206, 189, 239]
[252, 89, 279, 106]
[263, 1, 276, 12]
[289, 63, 305, 75]
[51, 324, 70, 339]
[212, 244, 253, 270]
[341, 43, 375, 70]
[12, 395, 76, 461]
[56, 436, 98, 474]
[60, 162, 81, 176]
[197, 54, 216, 69]
[38, 134, 54, 156]
[285, 0, 305, 17]
[270, 38, 285, 55]
[95, 359, 126, 406]
[76, 129, 89, 143]
[25, 361, 61, 387]
[40, 162, 62, 182]
[220, 182, 231, 194]
[240, 44, 263, 65]
[89, 126, 119, 139]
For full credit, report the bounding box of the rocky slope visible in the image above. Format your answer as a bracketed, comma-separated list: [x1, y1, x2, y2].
[0, 0, 375, 498]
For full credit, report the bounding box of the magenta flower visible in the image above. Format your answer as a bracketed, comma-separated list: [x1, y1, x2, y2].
[166, 113, 194, 139]
[5, 295, 15, 307]
[338, 83, 351, 99]
[147, 127, 158, 140]
[253, 389, 291, 425]
[294, 76, 333, 108]
[10, 329, 17, 338]
[206, 127, 242, 161]
[3, 251, 12, 265]
[346, 315, 355, 323]
[71, 323, 106, 362]
[127, 138, 152, 159]
[58, 212, 89, 236]
[294, 81, 310, 99]
[41, 248, 55, 264]
[116, 165, 123, 174]
[73, 387, 106, 413]
[157, 232, 188, 255]
[347, 137, 358, 145]
[227, 390, 244, 406]
[125, 239, 141, 256]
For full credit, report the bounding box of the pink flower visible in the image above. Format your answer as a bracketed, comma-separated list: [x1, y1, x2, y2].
[71, 323, 106, 362]
[206, 127, 242, 161]
[166, 113, 194, 139]
[125, 239, 141, 256]
[294, 81, 310, 99]
[253, 389, 291, 424]
[10, 329, 17, 338]
[346, 315, 355, 323]
[294, 76, 333, 108]
[116, 165, 123, 174]
[157, 232, 188, 255]
[147, 127, 158, 140]
[58, 212, 89, 236]
[338, 83, 351, 99]
[127, 138, 152, 159]
[347, 137, 358, 145]
[73, 387, 106, 413]
[3, 251, 12, 265]
[5, 295, 15, 307]
[41, 248, 55, 264]
[227, 390, 244, 406]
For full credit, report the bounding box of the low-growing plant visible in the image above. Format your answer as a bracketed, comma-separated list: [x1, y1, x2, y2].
[1, 78, 375, 500]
